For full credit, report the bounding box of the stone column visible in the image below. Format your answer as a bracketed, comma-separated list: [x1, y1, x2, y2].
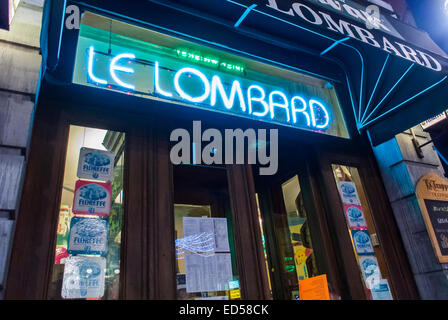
[373, 124, 448, 299]
[0, 1, 43, 299]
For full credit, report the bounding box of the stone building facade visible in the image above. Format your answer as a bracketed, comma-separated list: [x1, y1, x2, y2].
[374, 126, 448, 299]
[0, 0, 43, 299]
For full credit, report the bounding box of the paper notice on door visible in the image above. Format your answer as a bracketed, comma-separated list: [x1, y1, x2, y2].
[215, 253, 233, 289]
[183, 217, 215, 241]
[371, 279, 393, 300]
[298, 274, 330, 300]
[182, 217, 232, 293]
[183, 217, 215, 238]
[213, 218, 230, 252]
[182, 217, 216, 254]
[182, 217, 230, 253]
[185, 253, 233, 293]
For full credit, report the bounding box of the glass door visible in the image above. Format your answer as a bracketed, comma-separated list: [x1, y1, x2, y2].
[253, 147, 343, 300]
[173, 165, 241, 300]
[316, 148, 406, 300]
[330, 164, 394, 300]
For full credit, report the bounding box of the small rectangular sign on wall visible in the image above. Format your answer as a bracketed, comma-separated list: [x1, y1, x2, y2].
[351, 230, 375, 255]
[417, 173, 448, 263]
[73, 180, 112, 216]
[337, 181, 361, 206]
[77, 147, 115, 181]
[68, 217, 109, 255]
[344, 204, 367, 229]
[61, 256, 106, 299]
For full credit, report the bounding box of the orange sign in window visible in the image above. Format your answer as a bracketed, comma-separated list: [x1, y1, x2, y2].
[298, 274, 330, 300]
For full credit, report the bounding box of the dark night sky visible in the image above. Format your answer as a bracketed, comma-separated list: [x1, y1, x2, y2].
[406, 0, 448, 55]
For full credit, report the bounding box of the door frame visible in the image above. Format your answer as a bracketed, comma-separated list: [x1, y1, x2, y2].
[316, 148, 420, 300]
[253, 147, 351, 300]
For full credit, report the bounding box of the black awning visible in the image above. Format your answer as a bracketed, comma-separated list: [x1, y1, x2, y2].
[146, 0, 448, 145]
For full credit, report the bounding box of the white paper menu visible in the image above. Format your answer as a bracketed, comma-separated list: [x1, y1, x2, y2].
[185, 253, 233, 293]
[213, 218, 230, 252]
[182, 217, 233, 293]
[182, 217, 230, 252]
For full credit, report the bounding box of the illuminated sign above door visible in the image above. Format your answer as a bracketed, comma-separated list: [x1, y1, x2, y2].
[73, 12, 349, 138]
[86, 46, 330, 130]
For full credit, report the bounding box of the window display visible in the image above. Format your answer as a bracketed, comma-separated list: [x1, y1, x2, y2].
[332, 164, 393, 300]
[48, 125, 125, 300]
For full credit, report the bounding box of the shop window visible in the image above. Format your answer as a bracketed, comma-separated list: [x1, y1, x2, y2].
[332, 164, 394, 300]
[274, 175, 320, 299]
[48, 125, 125, 300]
[173, 166, 241, 300]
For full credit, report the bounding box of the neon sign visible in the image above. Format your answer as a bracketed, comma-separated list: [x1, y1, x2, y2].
[86, 46, 331, 130]
[175, 49, 245, 74]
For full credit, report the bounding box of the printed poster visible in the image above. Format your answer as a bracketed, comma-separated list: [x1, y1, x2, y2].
[344, 204, 367, 229]
[213, 218, 230, 252]
[68, 217, 109, 255]
[371, 279, 393, 300]
[182, 217, 233, 293]
[298, 274, 330, 300]
[358, 255, 382, 289]
[351, 230, 375, 255]
[337, 181, 361, 206]
[181, 217, 215, 254]
[73, 180, 112, 216]
[61, 256, 106, 299]
[182, 217, 230, 253]
[77, 147, 115, 181]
